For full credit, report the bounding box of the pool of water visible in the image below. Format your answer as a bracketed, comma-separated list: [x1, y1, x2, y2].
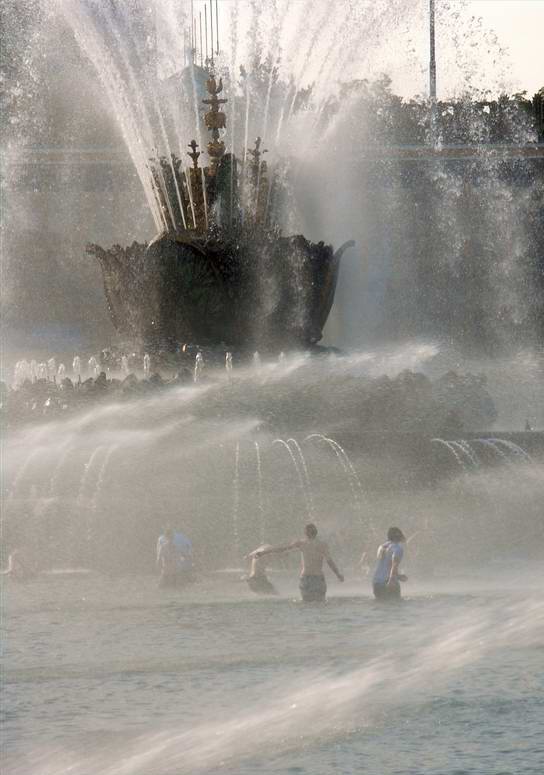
[2, 570, 544, 774]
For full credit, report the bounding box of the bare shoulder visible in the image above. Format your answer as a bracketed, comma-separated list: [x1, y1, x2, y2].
[317, 539, 331, 555]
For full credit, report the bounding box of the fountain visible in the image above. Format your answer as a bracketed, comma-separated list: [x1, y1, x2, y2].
[3, 5, 544, 775]
[0, 0, 543, 572]
[86, 63, 354, 354]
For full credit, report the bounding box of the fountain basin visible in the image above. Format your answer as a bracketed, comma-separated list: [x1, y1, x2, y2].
[88, 232, 354, 352]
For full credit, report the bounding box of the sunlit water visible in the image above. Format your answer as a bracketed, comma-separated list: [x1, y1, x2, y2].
[3, 571, 544, 775]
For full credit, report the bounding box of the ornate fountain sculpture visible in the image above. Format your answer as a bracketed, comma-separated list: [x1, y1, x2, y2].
[87, 71, 354, 353]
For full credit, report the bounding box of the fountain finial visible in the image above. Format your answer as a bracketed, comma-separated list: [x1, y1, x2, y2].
[203, 75, 228, 173]
[187, 140, 201, 169]
[248, 137, 267, 162]
[248, 137, 268, 177]
[247, 137, 269, 224]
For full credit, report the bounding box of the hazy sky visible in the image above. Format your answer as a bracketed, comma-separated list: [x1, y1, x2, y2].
[198, 0, 544, 100]
[379, 0, 544, 98]
[458, 1, 543, 95]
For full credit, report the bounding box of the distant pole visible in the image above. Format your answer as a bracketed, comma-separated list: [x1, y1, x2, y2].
[204, 3, 208, 65]
[194, 18, 197, 64]
[210, 0, 214, 64]
[154, 4, 160, 80]
[216, 0, 220, 55]
[429, 0, 437, 145]
[199, 12, 203, 68]
[429, 0, 437, 101]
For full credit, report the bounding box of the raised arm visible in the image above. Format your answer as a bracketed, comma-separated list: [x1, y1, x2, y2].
[254, 541, 301, 558]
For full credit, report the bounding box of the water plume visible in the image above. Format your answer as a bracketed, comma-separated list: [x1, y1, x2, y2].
[272, 438, 312, 521]
[231, 441, 241, 563]
[254, 440, 265, 544]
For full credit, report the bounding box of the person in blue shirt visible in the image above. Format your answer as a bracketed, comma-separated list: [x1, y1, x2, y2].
[157, 525, 193, 575]
[372, 527, 407, 600]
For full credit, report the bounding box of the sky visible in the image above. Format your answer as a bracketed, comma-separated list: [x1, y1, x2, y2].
[378, 0, 544, 98]
[468, 0, 543, 95]
[191, 0, 544, 101]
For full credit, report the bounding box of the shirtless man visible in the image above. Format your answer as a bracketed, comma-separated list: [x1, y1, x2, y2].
[255, 523, 344, 602]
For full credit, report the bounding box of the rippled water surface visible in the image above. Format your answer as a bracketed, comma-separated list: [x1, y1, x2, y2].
[3, 571, 544, 775]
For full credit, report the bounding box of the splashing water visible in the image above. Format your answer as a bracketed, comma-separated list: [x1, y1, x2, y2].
[143, 353, 151, 378]
[306, 433, 370, 533]
[225, 351, 233, 380]
[193, 352, 204, 383]
[455, 439, 480, 468]
[431, 438, 468, 470]
[91, 444, 119, 515]
[254, 440, 265, 544]
[72, 356, 81, 380]
[489, 437, 533, 463]
[88, 357, 99, 379]
[272, 438, 312, 521]
[2, 0, 541, 354]
[47, 358, 57, 381]
[286, 437, 314, 518]
[231, 440, 241, 563]
[473, 438, 510, 464]
[2, 345, 541, 572]
[74, 445, 106, 550]
[447, 439, 478, 469]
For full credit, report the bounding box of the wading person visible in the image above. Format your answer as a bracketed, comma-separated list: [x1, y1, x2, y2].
[372, 527, 407, 601]
[255, 523, 344, 602]
[157, 525, 193, 575]
[243, 545, 278, 596]
[157, 528, 180, 588]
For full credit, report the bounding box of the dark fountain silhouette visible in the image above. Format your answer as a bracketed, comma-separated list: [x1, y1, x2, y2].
[87, 73, 354, 354]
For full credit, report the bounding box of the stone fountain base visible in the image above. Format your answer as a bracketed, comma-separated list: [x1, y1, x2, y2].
[88, 230, 355, 353]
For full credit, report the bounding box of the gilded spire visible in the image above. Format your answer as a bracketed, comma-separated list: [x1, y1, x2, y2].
[187, 140, 201, 169]
[248, 137, 268, 179]
[202, 75, 228, 174]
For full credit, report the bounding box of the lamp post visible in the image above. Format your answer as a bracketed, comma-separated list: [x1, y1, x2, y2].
[430, 0, 437, 100]
[429, 0, 438, 144]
